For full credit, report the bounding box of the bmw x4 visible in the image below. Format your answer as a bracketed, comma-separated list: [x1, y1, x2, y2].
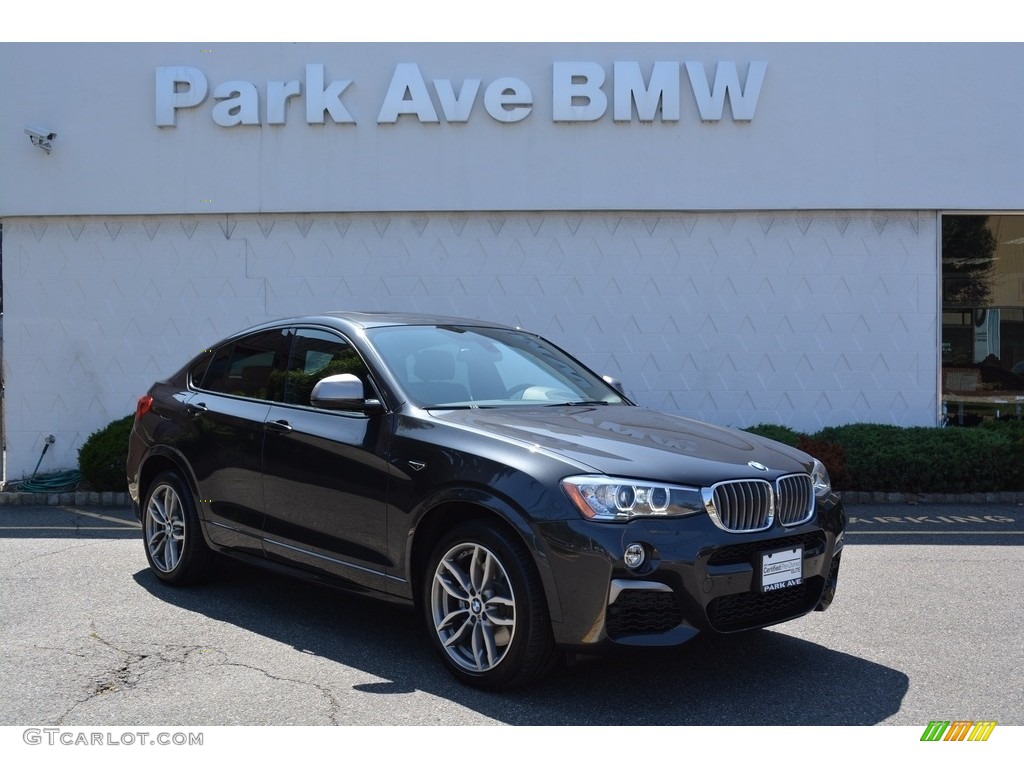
[127, 312, 845, 689]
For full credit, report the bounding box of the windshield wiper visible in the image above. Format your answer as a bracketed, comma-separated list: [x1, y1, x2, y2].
[425, 403, 498, 410]
[544, 400, 612, 407]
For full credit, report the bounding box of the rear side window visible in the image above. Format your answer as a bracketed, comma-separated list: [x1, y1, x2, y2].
[199, 329, 292, 400]
[187, 351, 214, 389]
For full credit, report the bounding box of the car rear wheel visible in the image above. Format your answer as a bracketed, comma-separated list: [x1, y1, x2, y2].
[143, 471, 214, 585]
[424, 521, 557, 689]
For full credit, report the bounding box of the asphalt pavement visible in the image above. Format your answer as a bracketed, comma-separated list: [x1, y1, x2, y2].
[1, 501, 1022, 729]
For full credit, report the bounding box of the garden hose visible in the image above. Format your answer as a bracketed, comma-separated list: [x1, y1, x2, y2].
[17, 470, 82, 493]
[16, 436, 81, 493]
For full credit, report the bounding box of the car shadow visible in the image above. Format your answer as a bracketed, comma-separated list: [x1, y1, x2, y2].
[133, 560, 907, 726]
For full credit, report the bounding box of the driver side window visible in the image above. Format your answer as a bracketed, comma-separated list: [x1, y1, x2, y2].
[283, 328, 371, 407]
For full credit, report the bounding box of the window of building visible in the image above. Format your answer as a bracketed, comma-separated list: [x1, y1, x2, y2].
[941, 214, 1024, 424]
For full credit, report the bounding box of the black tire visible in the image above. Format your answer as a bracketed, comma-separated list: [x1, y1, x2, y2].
[423, 521, 557, 689]
[142, 471, 215, 585]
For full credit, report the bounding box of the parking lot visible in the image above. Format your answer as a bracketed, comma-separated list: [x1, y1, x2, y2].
[1, 503, 1022, 730]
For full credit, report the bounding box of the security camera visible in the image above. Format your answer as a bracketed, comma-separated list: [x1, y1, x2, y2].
[24, 126, 56, 153]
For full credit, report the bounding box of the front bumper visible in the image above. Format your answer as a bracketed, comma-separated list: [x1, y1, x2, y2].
[536, 496, 845, 650]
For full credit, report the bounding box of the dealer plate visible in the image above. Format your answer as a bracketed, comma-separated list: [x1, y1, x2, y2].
[759, 546, 803, 593]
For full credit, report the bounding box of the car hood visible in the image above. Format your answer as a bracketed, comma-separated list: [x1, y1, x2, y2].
[429, 405, 812, 485]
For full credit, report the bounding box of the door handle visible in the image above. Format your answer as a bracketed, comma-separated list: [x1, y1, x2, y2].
[266, 420, 293, 434]
[186, 402, 208, 417]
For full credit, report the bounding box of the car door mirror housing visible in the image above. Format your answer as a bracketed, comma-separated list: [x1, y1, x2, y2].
[310, 374, 382, 412]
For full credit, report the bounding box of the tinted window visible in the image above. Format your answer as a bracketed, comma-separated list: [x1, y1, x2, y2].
[283, 328, 371, 407]
[200, 329, 292, 400]
[187, 351, 214, 388]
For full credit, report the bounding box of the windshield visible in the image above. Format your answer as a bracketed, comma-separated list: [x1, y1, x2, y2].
[367, 325, 625, 408]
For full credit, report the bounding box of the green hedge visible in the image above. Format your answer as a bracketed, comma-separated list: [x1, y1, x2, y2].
[78, 415, 134, 491]
[745, 422, 1024, 493]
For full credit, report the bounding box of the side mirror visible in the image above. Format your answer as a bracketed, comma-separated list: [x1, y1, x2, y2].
[310, 374, 383, 412]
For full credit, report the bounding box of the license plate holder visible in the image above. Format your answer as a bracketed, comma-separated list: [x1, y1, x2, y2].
[758, 546, 803, 593]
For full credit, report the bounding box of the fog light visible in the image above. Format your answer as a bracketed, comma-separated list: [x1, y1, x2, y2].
[624, 543, 646, 570]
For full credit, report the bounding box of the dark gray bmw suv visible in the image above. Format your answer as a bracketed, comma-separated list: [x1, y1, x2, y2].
[127, 311, 845, 689]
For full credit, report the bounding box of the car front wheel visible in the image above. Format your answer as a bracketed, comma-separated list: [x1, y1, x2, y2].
[143, 471, 214, 585]
[424, 521, 557, 689]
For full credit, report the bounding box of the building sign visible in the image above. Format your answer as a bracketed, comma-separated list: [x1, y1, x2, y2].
[155, 61, 767, 127]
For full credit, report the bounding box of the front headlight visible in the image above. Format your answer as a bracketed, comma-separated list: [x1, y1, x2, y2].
[561, 475, 704, 523]
[811, 459, 832, 497]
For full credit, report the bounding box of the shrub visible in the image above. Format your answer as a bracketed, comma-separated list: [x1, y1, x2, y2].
[796, 436, 850, 490]
[978, 418, 1024, 489]
[742, 421, 1023, 493]
[743, 423, 803, 447]
[78, 415, 134, 491]
[815, 423, 1016, 493]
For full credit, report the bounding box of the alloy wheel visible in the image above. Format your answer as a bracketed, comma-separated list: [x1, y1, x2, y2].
[430, 542, 517, 673]
[145, 481, 187, 573]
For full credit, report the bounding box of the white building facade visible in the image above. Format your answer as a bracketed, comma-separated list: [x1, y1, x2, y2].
[1, 43, 1022, 480]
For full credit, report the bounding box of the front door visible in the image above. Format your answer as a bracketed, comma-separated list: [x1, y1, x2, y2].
[260, 327, 393, 593]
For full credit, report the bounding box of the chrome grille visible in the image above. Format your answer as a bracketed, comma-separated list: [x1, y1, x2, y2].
[703, 480, 774, 532]
[775, 474, 815, 526]
[703, 474, 815, 533]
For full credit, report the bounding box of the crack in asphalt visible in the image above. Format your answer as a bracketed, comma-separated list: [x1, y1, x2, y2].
[56, 629, 343, 725]
[208, 660, 345, 725]
[83, 632, 152, 697]
[56, 629, 201, 723]
[2, 541, 106, 570]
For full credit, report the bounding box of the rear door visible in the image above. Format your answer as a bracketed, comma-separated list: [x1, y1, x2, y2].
[183, 327, 292, 552]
